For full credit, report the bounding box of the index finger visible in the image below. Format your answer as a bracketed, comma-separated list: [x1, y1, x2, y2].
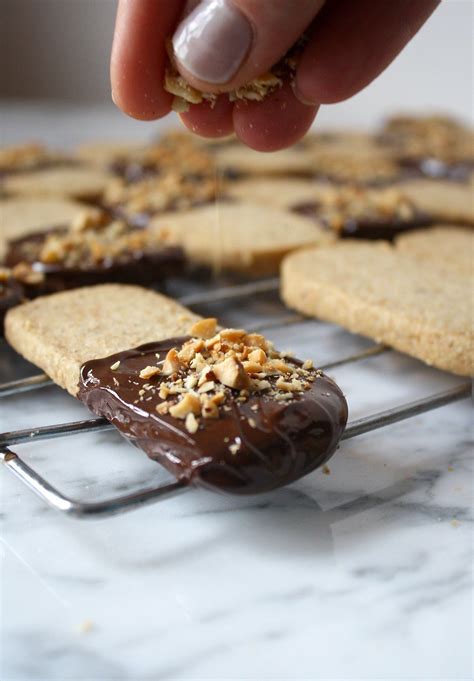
[111, 0, 185, 120]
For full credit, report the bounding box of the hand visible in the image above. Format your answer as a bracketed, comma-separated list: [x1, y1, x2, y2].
[111, 0, 439, 151]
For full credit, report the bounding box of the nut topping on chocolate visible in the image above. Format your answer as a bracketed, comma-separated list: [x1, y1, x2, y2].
[131, 319, 321, 435]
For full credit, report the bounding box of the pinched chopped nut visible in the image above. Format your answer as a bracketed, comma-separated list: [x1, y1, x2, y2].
[189, 318, 217, 340]
[213, 356, 250, 390]
[110, 361, 121, 371]
[169, 392, 201, 419]
[229, 442, 241, 455]
[162, 348, 181, 375]
[139, 365, 161, 380]
[302, 359, 314, 370]
[163, 36, 305, 111]
[185, 412, 199, 434]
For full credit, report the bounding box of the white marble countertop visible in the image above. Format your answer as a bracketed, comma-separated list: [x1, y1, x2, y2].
[1, 87, 473, 679]
[1, 274, 472, 680]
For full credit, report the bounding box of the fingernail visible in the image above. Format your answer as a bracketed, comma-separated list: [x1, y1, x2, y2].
[291, 79, 317, 107]
[172, 0, 253, 85]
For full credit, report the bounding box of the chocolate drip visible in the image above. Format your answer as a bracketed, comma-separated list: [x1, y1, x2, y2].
[78, 338, 348, 495]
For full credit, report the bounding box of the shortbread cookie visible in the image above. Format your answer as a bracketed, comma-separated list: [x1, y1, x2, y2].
[5, 285, 347, 494]
[5, 213, 185, 296]
[395, 226, 474, 277]
[2, 166, 114, 200]
[225, 178, 320, 210]
[214, 144, 315, 177]
[290, 184, 431, 239]
[0, 197, 100, 259]
[310, 143, 400, 184]
[396, 179, 474, 225]
[76, 141, 145, 167]
[5, 284, 201, 396]
[104, 171, 220, 223]
[151, 202, 331, 275]
[0, 143, 67, 173]
[380, 114, 474, 164]
[281, 242, 473, 376]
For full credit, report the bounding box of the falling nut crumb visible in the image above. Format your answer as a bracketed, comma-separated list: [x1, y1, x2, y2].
[77, 619, 94, 634]
[110, 361, 120, 371]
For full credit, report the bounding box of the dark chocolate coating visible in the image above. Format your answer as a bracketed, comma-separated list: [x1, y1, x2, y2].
[78, 338, 348, 495]
[5, 230, 185, 297]
[291, 202, 433, 241]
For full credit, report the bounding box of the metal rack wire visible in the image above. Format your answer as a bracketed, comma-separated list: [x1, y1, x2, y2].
[1, 278, 471, 518]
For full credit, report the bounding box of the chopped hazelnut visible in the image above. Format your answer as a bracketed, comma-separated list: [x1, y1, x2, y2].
[184, 374, 198, 390]
[201, 398, 219, 419]
[248, 348, 267, 365]
[169, 393, 201, 419]
[220, 328, 246, 342]
[244, 333, 268, 349]
[162, 348, 181, 375]
[213, 356, 250, 390]
[185, 412, 199, 434]
[198, 381, 216, 394]
[139, 365, 161, 380]
[189, 317, 217, 340]
[242, 361, 264, 374]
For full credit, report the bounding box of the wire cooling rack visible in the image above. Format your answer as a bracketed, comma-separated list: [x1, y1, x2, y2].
[1, 277, 471, 518]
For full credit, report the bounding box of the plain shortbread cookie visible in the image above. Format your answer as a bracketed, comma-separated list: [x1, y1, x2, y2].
[151, 202, 331, 275]
[397, 179, 473, 225]
[396, 226, 474, 278]
[5, 284, 201, 396]
[3, 166, 114, 200]
[281, 242, 473, 376]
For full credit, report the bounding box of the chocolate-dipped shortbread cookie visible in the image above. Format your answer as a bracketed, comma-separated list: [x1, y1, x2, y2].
[5, 285, 348, 494]
[5, 212, 185, 296]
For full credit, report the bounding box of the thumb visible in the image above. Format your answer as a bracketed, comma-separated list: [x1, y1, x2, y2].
[171, 0, 325, 92]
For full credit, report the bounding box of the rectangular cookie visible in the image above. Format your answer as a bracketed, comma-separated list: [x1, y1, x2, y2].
[5, 284, 347, 494]
[395, 226, 474, 277]
[151, 201, 332, 275]
[5, 284, 200, 396]
[281, 241, 473, 376]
